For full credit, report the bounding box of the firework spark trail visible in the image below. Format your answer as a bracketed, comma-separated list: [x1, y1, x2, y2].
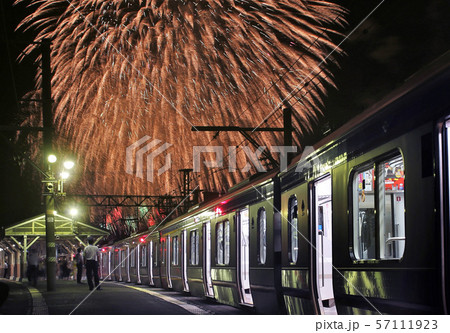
[16, 0, 346, 196]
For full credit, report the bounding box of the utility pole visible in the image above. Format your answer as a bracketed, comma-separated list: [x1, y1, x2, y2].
[179, 169, 193, 211]
[191, 107, 294, 169]
[283, 107, 293, 165]
[41, 38, 56, 291]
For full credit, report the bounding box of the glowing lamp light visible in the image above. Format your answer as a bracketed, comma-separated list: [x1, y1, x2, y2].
[101, 248, 106, 252]
[140, 237, 146, 243]
[48, 154, 57, 163]
[63, 161, 75, 169]
[60, 171, 70, 180]
[215, 207, 223, 215]
[69, 208, 78, 217]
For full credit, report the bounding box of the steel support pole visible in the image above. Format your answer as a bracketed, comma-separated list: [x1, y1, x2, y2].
[283, 107, 293, 166]
[21, 235, 27, 282]
[45, 195, 56, 291]
[41, 38, 55, 291]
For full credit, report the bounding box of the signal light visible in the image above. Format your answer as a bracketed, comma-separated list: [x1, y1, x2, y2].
[140, 236, 146, 243]
[215, 207, 223, 215]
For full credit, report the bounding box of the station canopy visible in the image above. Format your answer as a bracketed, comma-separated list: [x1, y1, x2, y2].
[1, 213, 109, 251]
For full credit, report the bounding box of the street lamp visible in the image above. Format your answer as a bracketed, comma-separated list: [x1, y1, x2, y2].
[43, 154, 75, 291]
[63, 161, 74, 170]
[48, 154, 57, 164]
[69, 208, 78, 217]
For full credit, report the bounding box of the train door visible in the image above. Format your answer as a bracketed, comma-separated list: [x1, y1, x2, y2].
[312, 175, 337, 314]
[181, 230, 189, 292]
[99, 253, 103, 279]
[237, 208, 254, 305]
[108, 251, 112, 280]
[118, 249, 123, 281]
[167, 236, 172, 288]
[203, 222, 214, 297]
[149, 240, 154, 285]
[440, 119, 450, 314]
[136, 244, 141, 284]
[126, 246, 131, 282]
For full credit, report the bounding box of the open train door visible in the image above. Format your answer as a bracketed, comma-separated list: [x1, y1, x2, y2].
[203, 221, 214, 297]
[439, 118, 450, 314]
[312, 175, 337, 315]
[237, 208, 254, 306]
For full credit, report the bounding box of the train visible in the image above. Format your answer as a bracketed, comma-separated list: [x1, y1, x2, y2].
[97, 52, 450, 315]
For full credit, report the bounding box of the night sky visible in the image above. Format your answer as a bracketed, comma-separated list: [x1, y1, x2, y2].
[1, 0, 449, 230]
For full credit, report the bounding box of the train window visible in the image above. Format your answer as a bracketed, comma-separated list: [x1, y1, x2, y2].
[224, 221, 230, 264]
[216, 220, 230, 265]
[172, 236, 179, 265]
[121, 250, 125, 267]
[130, 247, 136, 267]
[217, 223, 224, 264]
[352, 153, 406, 260]
[141, 245, 147, 267]
[161, 240, 165, 264]
[288, 196, 298, 264]
[190, 230, 199, 265]
[257, 208, 267, 265]
[353, 167, 376, 259]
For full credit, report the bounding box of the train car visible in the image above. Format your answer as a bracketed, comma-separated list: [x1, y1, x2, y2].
[160, 210, 214, 298]
[157, 170, 284, 313]
[112, 246, 122, 282]
[103, 53, 450, 315]
[125, 241, 138, 283]
[135, 231, 160, 287]
[279, 52, 450, 314]
[115, 242, 130, 283]
[158, 208, 213, 296]
[160, 222, 187, 292]
[99, 247, 112, 280]
[209, 171, 284, 313]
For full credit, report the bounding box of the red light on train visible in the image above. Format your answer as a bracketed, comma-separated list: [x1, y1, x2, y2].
[215, 207, 223, 215]
[140, 236, 146, 243]
[101, 248, 106, 252]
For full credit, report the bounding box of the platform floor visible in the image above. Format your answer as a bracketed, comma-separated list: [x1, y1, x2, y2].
[0, 278, 250, 315]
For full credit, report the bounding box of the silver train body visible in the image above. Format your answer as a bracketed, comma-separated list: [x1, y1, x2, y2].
[100, 54, 450, 314]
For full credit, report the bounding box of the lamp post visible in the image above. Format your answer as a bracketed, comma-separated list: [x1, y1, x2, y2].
[44, 154, 75, 291]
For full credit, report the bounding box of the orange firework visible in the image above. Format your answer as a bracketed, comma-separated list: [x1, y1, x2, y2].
[16, 0, 346, 197]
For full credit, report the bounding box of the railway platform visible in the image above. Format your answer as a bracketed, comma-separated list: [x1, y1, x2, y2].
[0, 278, 250, 315]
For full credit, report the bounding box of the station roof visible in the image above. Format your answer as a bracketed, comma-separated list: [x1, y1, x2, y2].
[4, 213, 109, 237]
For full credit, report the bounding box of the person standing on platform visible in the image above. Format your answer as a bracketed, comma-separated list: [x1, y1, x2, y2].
[27, 249, 39, 286]
[3, 260, 8, 278]
[75, 247, 83, 284]
[84, 237, 101, 291]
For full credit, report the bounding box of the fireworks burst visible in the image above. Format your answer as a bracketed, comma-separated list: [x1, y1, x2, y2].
[16, 0, 346, 197]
